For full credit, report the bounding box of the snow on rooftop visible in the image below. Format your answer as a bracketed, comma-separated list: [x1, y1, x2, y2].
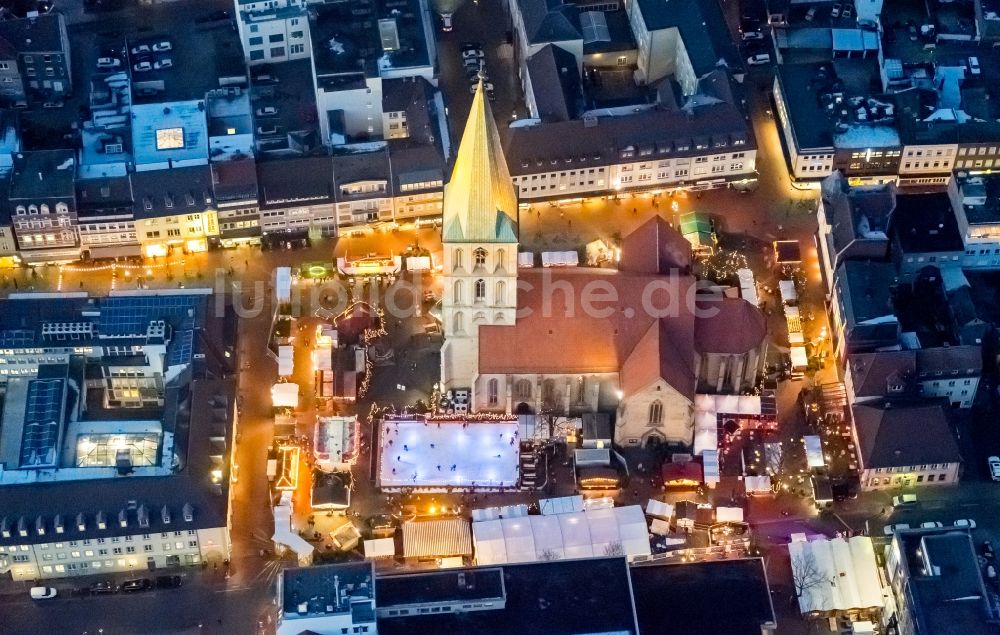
[833, 125, 900, 148]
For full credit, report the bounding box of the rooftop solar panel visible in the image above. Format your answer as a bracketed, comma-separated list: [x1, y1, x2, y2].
[167, 329, 195, 367]
[97, 295, 203, 336]
[19, 378, 64, 468]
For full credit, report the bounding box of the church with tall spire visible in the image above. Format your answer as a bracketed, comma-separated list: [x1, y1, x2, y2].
[439, 80, 519, 395]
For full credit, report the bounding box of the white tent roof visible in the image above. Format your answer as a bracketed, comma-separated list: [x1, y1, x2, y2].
[745, 475, 772, 493]
[540, 495, 584, 516]
[272, 492, 314, 563]
[788, 536, 884, 615]
[472, 519, 507, 565]
[702, 450, 720, 485]
[363, 538, 396, 559]
[650, 518, 672, 536]
[278, 346, 294, 377]
[791, 346, 809, 369]
[804, 435, 825, 468]
[737, 268, 759, 306]
[716, 506, 744, 523]
[645, 499, 673, 519]
[517, 252, 534, 268]
[779, 280, 798, 304]
[529, 515, 565, 560]
[472, 506, 651, 565]
[271, 382, 299, 408]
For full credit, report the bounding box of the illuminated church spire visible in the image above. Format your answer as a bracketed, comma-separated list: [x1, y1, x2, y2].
[442, 79, 519, 243]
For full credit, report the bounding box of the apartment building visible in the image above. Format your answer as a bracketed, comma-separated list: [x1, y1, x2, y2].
[853, 401, 961, 491]
[8, 150, 78, 263]
[130, 166, 219, 257]
[235, 0, 312, 66]
[0, 13, 72, 106]
[948, 171, 1000, 270]
[75, 175, 140, 260]
[0, 291, 237, 581]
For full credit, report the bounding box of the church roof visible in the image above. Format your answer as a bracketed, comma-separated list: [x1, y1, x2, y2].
[442, 80, 518, 244]
[621, 318, 697, 399]
[618, 215, 692, 274]
[694, 297, 767, 355]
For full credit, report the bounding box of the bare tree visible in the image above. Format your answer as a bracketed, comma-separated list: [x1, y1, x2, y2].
[538, 549, 559, 562]
[603, 541, 625, 557]
[790, 550, 830, 604]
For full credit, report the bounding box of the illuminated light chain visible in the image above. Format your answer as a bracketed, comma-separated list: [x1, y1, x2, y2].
[57, 266, 63, 292]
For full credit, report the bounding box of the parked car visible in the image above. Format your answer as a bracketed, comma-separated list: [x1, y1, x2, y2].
[41, 101, 64, 109]
[440, 13, 453, 31]
[461, 49, 484, 60]
[842, 5, 852, 18]
[830, 3, 842, 17]
[988, 456, 1000, 481]
[155, 575, 182, 589]
[804, 6, 817, 21]
[892, 494, 917, 507]
[969, 57, 981, 76]
[256, 106, 278, 117]
[954, 519, 977, 529]
[153, 58, 173, 70]
[883, 523, 911, 536]
[257, 125, 282, 136]
[89, 581, 116, 595]
[121, 578, 152, 593]
[30, 587, 57, 600]
[133, 61, 152, 73]
[96, 57, 121, 69]
[152, 41, 172, 52]
[131, 44, 151, 55]
[135, 87, 161, 97]
[746, 53, 771, 66]
[984, 540, 995, 559]
[742, 31, 764, 41]
[254, 74, 279, 84]
[920, 521, 944, 529]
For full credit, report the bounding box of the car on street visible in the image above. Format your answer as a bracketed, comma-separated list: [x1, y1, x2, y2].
[153, 58, 173, 70]
[89, 581, 116, 595]
[460, 42, 480, 52]
[989, 456, 1000, 481]
[155, 575, 183, 589]
[30, 587, 57, 600]
[152, 41, 172, 52]
[133, 61, 152, 73]
[954, 519, 977, 529]
[96, 57, 121, 69]
[41, 101, 64, 109]
[746, 53, 771, 66]
[461, 49, 484, 60]
[470, 82, 494, 94]
[131, 44, 151, 55]
[121, 578, 152, 593]
[742, 31, 764, 41]
[256, 106, 278, 117]
[883, 523, 911, 536]
[892, 494, 917, 507]
[920, 521, 944, 529]
[985, 540, 996, 559]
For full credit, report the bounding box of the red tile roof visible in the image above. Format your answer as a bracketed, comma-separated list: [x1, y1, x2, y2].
[618, 215, 693, 274]
[694, 296, 767, 355]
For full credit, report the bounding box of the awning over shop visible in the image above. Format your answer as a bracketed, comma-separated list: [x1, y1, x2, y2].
[645, 499, 673, 519]
[271, 382, 299, 408]
[716, 506, 744, 523]
[540, 495, 584, 516]
[402, 518, 472, 559]
[276, 267, 292, 303]
[702, 450, 720, 486]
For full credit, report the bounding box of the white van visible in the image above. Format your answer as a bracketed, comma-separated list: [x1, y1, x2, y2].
[30, 586, 57, 600]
